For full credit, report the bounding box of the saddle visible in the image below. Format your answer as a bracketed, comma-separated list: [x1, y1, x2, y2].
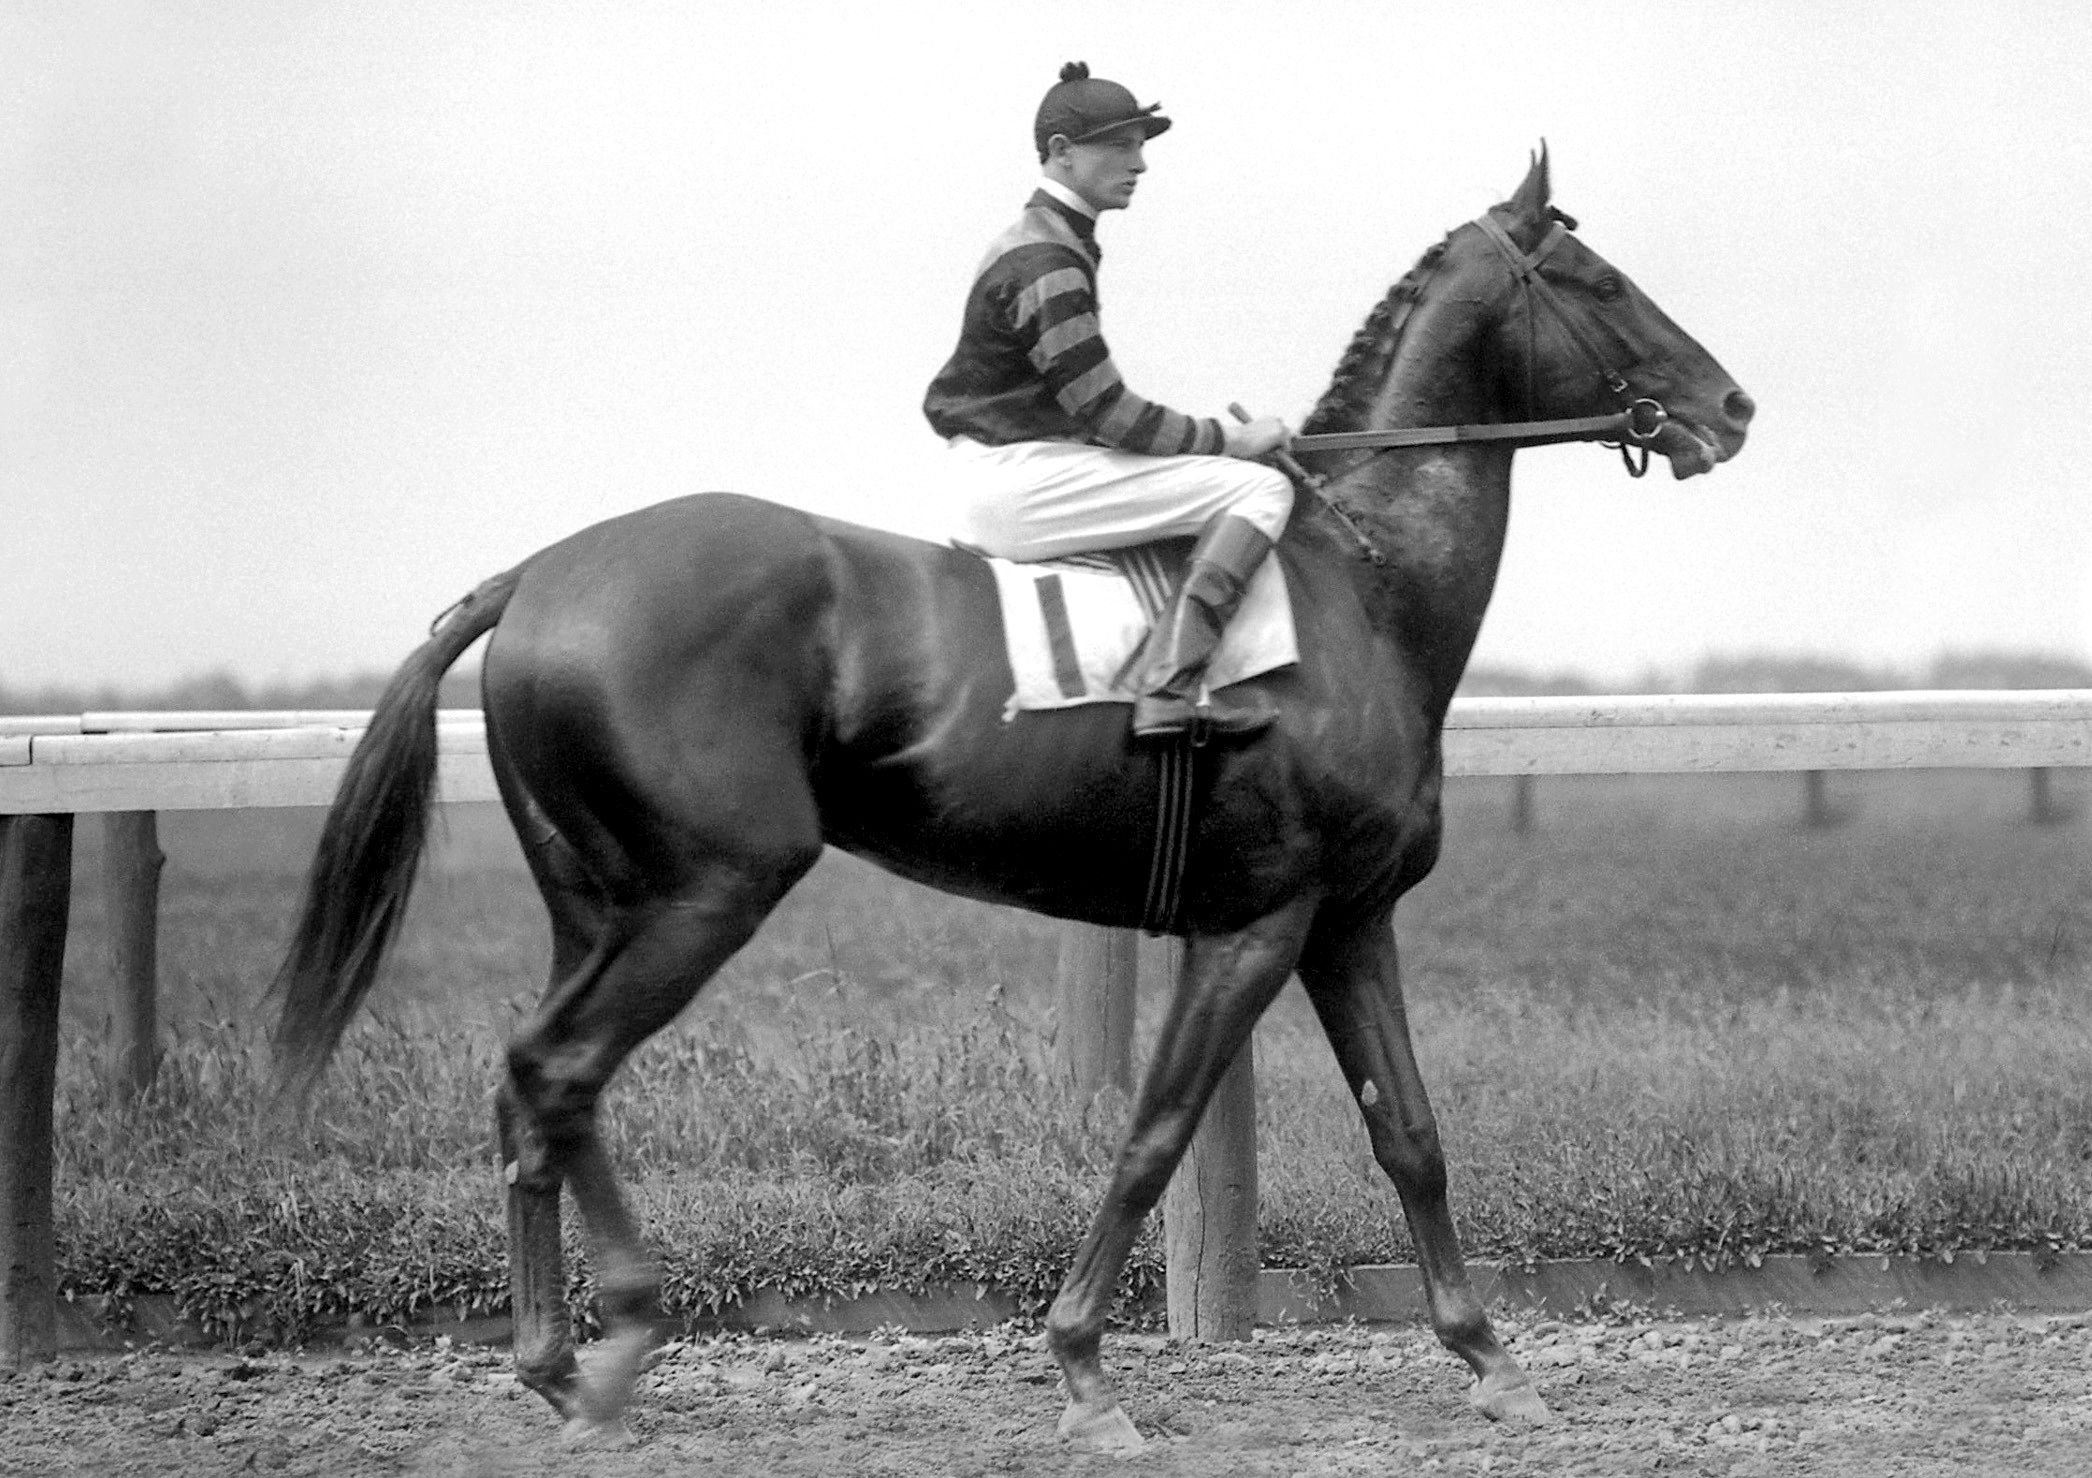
[979, 539, 1298, 721]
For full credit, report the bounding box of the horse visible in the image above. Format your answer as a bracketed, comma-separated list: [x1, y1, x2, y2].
[272, 150, 1753, 1452]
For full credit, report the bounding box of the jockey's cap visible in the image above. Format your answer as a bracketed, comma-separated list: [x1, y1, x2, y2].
[1033, 62, 1171, 157]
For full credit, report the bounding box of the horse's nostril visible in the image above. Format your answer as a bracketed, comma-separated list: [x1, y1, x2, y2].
[1723, 389, 1756, 426]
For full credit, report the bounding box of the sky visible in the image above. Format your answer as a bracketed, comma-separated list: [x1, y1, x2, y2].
[7, 0, 2091, 690]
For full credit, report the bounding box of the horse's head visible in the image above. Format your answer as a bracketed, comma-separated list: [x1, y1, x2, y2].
[1469, 147, 1753, 479]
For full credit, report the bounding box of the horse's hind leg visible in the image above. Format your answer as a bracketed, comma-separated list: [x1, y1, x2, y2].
[1296, 909, 1548, 1425]
[1044, 898, 1317, 1453]
[497, 1077, 576, 1413]
[505, 843, 819, 1441]
[494, 792, 608, 1417]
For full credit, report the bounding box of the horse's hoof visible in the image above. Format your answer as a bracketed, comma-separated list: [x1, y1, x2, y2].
[1057, 1401, 1146, 1454]
[568, 1325, 650, 1432]
[560, 1415, 638, 1449]
[1471, 1371, 1551, 1426]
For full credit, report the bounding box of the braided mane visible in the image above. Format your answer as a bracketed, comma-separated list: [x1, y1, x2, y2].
[1300, 238, 1449, 436]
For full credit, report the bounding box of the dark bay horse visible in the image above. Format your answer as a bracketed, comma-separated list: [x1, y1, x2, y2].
[274, 153, 1752, 1451]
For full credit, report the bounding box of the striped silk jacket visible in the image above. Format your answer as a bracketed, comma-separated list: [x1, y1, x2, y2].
[923, 191, 1225, 456]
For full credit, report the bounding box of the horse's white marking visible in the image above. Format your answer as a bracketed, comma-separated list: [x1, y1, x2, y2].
[1359, 1079, 1379, 1107]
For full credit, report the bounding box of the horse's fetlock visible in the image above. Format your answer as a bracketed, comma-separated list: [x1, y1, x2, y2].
[597, 1264, 661, 1324]
[515, 1342, 580, 1415]
[1044, 1307, 1099, 1363]
[1435, 1306, 1493, 1354]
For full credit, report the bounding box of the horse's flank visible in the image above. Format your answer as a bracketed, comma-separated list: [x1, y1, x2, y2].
[469, 490, 1412, 934]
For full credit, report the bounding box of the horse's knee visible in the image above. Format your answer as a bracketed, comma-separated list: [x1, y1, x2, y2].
[1112, 1127, 1191, 1216]
[1364, 1107, 1449, 1199]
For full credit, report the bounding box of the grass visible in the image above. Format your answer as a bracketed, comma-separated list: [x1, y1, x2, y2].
[46, 768, 2092, 1336]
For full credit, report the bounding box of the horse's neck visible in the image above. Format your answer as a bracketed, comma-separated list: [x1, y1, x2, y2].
[1327, 297, 1515, 714]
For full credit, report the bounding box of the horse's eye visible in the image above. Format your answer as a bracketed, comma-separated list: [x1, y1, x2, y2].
[1594, 275, 1625, 302]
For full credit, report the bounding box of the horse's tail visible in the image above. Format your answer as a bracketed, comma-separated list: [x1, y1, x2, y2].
[270, 564, 526, 1094]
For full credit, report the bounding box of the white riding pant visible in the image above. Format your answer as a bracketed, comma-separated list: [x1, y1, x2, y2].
[946, 437, 1293, 562]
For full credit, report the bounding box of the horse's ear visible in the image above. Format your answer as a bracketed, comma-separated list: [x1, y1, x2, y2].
[1507, 141, 1551, 224]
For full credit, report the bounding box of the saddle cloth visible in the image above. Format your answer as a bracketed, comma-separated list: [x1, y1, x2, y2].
[983, 541, 1298, 719]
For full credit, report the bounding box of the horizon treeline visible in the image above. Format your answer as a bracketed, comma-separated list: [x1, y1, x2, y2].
[1459, 649, 2092, 697]
[3, 650, 2090, 717]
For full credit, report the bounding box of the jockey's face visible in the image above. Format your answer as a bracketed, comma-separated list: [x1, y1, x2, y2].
[1045, 126, 1148, 213]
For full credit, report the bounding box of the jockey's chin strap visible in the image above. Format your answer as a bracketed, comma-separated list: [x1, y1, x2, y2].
[1287, 213, 1670, 543]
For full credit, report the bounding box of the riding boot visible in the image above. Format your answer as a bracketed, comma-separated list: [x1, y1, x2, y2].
[1127, 514, 1277, 740]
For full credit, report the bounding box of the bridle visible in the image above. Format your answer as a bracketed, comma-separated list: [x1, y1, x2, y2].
[1282, 211, 1671, 563]
[1472, 211, 1666, 479]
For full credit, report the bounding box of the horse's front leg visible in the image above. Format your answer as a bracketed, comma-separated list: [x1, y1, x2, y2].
[1296, 908, 1549, 1425]
[1044, 898, 1317, 1453]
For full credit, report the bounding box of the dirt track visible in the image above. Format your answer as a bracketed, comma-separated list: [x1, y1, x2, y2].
[5, 1310, 2091, 1476]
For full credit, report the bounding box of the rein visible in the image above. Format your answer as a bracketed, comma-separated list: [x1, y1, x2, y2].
[1290, 402, 1665, 455]
[1284, 212, 1671, 563]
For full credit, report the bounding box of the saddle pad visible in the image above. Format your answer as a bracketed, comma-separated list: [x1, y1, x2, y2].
[985, 545, 1298, 718]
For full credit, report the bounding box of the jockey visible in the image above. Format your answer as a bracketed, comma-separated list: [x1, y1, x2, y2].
[925, 62, 1295, 740]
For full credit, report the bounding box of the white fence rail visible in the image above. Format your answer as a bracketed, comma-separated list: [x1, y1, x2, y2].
[2, 693, 2088, 1362]
[5, 692, 2088, 815]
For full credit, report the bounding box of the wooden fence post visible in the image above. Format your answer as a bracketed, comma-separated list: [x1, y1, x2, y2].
[1063, 927, 1260, 1337]
[1163, 1015, 1259, 1342]
[1055, 924, 1136, 1097]
[1802, 770, 1839, 828]
[1509, 774, 1536, 834]
[0, 814, 73, 1367]
[101, 811, 162, 1096]
[2028, 768, 2073, 826]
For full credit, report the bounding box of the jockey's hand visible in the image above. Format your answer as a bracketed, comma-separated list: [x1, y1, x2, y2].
[1223, 415, 1293, 461]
